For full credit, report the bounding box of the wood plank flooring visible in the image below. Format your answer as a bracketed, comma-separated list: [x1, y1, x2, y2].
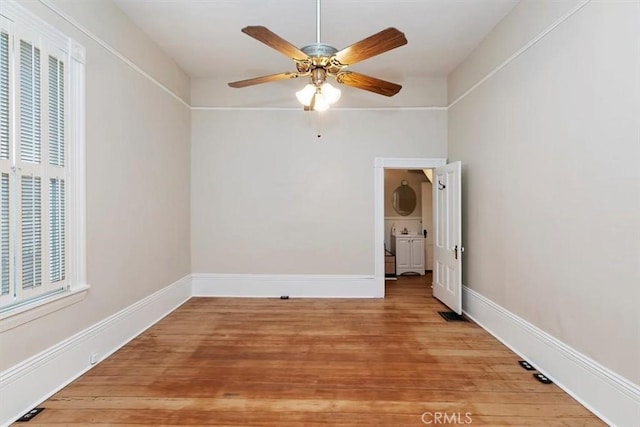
[21, 275, 604, 426]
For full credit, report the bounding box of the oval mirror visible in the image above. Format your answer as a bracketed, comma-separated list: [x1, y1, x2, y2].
[392, 180, 417, 216]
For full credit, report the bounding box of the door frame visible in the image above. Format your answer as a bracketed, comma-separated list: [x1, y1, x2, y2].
[374, 157, 447, 296]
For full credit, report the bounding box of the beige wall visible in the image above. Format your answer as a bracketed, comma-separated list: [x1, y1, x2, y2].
[0, 0, 191, 370]
[191, 107, 447, 275]
[448, 0, 640, 384]
[49, 0, 190, 103]
[448, 0, 585, 103]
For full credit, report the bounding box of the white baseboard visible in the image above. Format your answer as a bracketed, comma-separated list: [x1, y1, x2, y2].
[462, 286, 640, 427]
[192, 273, 384, 298]
[0, 275, 192, 427]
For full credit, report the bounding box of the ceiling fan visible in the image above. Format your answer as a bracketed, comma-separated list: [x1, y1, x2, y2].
[227, 0, 408, 111]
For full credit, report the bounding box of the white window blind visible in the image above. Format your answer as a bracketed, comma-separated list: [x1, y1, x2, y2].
[0, 31, 8, 161]
[0, 3, 85, 313]
[48, 54, 66, 284]
[49, 177, 64, 283]
[48, 55, 64, 167]
[0, 28, 10, 301]
[1, 173, 8, 297]
[19, 40, 41, 164]
[21, 175, 41, 289]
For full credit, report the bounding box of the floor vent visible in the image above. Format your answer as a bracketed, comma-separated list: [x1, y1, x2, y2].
[519, 360, 536, 371]
[16, 407, 45, 422]
[533, 373, 553, 384]
[438, 311, 468, 322]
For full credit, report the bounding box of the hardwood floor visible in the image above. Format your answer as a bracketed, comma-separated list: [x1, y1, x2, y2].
[22, 274, 604, 426]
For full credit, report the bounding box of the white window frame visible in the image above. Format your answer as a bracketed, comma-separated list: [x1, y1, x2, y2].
[0, 0, 87, 332]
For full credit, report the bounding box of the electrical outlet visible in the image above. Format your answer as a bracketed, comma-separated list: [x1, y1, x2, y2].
[90, 353, 99, 365]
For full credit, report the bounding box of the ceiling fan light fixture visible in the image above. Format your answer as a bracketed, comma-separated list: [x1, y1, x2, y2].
[313, 92, 330, 112]
[297, 82, 340, 111]
[321, 82, 341, 104]
[296, 83, 316, 106]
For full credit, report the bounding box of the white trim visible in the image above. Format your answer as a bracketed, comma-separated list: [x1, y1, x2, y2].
[374, 163, 385, 282]
[35, 0, 190, 109]
[192, 274, 382, 298]
[374, 157, 446, 169]
[448, 0, 591, 109]
[69, 40, 87, 293]
[0, 285, 88, 332]
[374, 157, 446, 294]
[191, 106, 448, 111]
[463, 285, 640, 427]
[0, 275, 191, 427]
[384, 216, 422, 221]
[0, 0, 68, 48]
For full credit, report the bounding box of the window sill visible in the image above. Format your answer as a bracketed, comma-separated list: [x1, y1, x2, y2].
[0, 285, 90, 333]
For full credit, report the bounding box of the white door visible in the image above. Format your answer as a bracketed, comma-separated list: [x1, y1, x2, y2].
[433, 161, 463, 314]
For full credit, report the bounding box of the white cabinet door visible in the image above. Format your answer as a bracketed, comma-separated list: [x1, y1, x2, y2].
[395, 238, 411, 269]
[410, 238, 425, 270]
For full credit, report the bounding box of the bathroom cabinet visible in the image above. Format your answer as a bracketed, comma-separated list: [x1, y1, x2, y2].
[391, 235, 425, 275]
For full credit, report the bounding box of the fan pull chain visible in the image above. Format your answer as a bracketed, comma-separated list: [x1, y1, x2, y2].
[316, 112, 323, 139]
[305, 107, 323, 138]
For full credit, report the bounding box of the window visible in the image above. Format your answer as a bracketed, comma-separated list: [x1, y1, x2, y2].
[0, 1, 85, 317]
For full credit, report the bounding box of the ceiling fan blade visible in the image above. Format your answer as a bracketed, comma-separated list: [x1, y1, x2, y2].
[336, 72, 402, 97]
[241, 26, 308, 61]
[334, 28, 407, 66]
[228, 72, 301, 88]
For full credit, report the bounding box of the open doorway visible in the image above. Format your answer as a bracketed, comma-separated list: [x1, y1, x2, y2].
[421, 173, 435, 273]
[373, 158, 446, 296]
[383, 169, 432, 280]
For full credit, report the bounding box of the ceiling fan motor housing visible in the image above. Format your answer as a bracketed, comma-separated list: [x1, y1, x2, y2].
[297, 44, 343, 77]
[301, 43, 338, 57]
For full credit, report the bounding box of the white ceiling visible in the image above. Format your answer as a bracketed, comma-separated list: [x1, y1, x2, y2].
[112, 0, 519, 83]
